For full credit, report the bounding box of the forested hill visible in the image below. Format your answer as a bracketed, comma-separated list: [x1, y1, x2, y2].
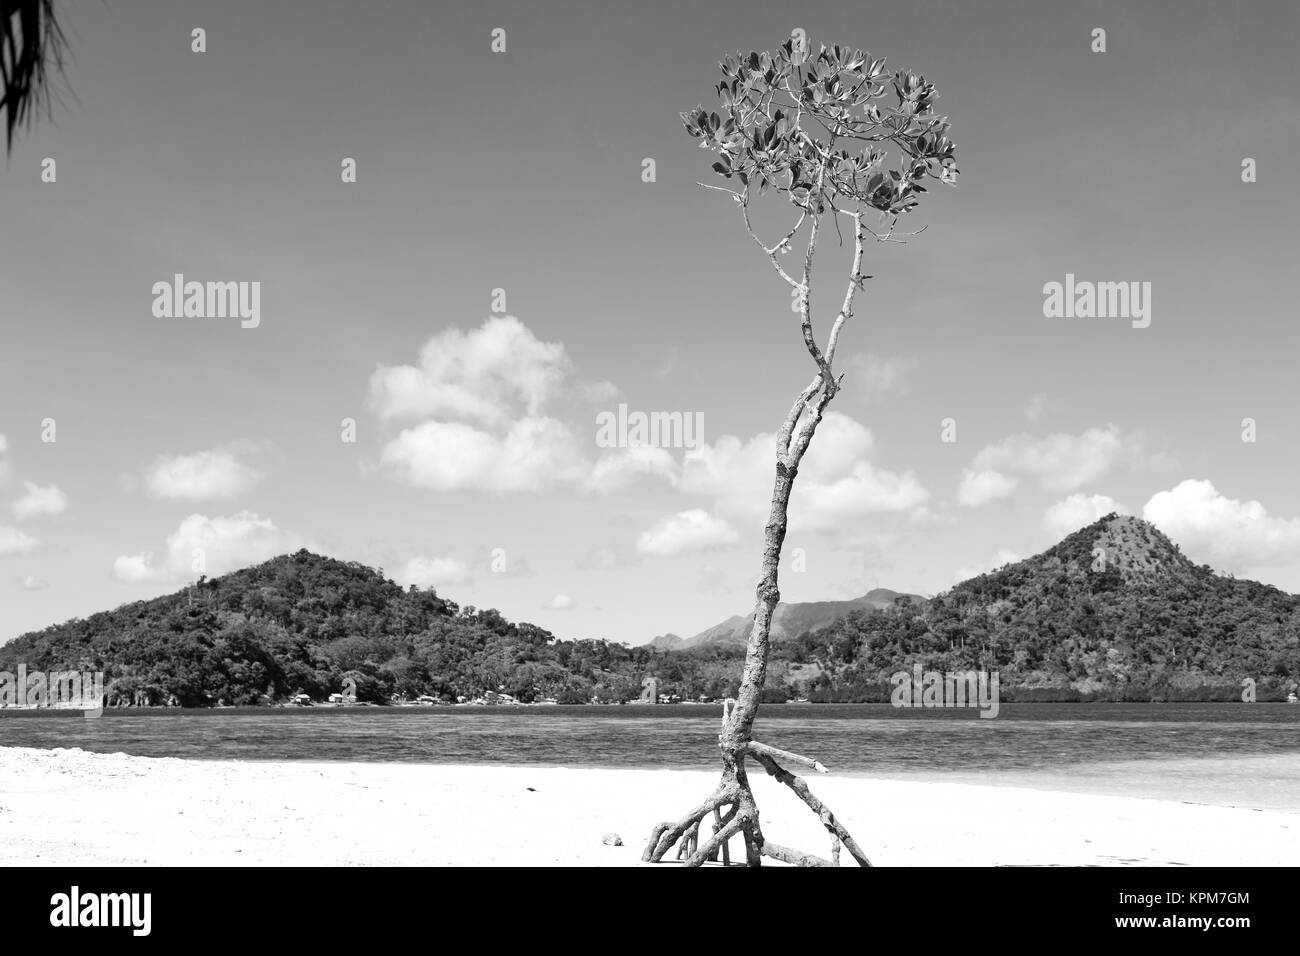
[0, 551, 654, 706]
[4, 516, 1299, 705]
[784, 514, 1300, 701]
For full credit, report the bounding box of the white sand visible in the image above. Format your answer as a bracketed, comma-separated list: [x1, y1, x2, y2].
[1, 747, 1295, 866]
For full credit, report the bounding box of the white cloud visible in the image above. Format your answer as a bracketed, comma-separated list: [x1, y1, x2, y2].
[798, 463, 930, 529]
[1044, 493, 1128, 538]
[369, 316, 569, 427]
[113, 553, 163, 583]
[968, 425, 1137, 494]
[368, 320, 923, 522]
[637, 509, 740, 556]
[379, 418, 584, 492]
[0, 526, 37, 556]
[0, 434, 10, 484]
[371, 317, 611, 493]
[18, 575, 48, 591]
[954, 549, 1021, 583]
[585, 445, 679, 493]
[957, 469, 1018, 507]
[546, 593, 575, 611]
[678, 431, 771, 506]
[1143, 480, 1300, 570]
[678, 411, 924, 532]
[114, 511, 295, 583]
[793, 412, 877, 476]
[399, 556, 471, 589]
[848, 354, 918, 393]
[11, 481, 69, 520]
[145, 447, 262, 501]
[168, 512, 292, 573]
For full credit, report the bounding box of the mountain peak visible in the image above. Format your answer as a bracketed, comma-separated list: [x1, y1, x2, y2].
[648, 633, 685, 650]
[662, 587, 923, 650]
[1056, 513, 1193, 580]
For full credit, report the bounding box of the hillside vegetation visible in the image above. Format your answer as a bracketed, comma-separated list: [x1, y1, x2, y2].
[2, 516, 1297, 705]
[786, 515, 1300, 701]
[0, 552, 735, 705]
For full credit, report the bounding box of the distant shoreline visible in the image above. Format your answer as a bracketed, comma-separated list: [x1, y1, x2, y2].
[3, 697, 1296, 716]
[3, 697, 1297, 716]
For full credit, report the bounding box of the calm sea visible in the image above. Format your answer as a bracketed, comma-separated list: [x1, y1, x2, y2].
[4, 703, 1299, 810]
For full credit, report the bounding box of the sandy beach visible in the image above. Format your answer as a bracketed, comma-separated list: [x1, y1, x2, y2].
[1, 747, 1296, 866]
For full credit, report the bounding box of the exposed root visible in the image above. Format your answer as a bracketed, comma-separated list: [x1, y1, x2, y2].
[751, 752, 872, 867]
[644, 822, 671, 859]
[742, 818, 762, 867]
[684, 813, 745, 866]
[746, 740, 830, 774]
[642, 787, 733, 863]
[707, 805, 736, 864]
[644, 703, 871, 867]
[762, 840, 834, 867]
[676, 819, 701, 860]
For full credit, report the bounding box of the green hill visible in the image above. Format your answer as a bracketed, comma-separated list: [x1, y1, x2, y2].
[4, 515, 1298, 706]
[784, 515, 1300, 701]
[0, 551, 644, 706]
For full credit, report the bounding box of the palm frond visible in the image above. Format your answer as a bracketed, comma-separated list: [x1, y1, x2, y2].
[0, 0, 66, 153]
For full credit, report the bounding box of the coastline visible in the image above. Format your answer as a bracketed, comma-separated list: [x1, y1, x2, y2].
[1, 747, 1295, 866]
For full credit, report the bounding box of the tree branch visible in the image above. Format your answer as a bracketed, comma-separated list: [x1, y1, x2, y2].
[775, 374, 822, 463]
[796, 159, 833, 377]
[787, 377, 839, 468]
[742, 201, 804, 290]
[825, 211, 866, 368]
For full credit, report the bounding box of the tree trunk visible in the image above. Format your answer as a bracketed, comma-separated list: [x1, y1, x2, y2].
[643, 202, 873, 866]
[642, 373, 870, 868]
[726, 457, 797, 748]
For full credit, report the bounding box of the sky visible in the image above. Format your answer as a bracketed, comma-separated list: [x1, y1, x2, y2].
[0, 0, 1298, 646]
